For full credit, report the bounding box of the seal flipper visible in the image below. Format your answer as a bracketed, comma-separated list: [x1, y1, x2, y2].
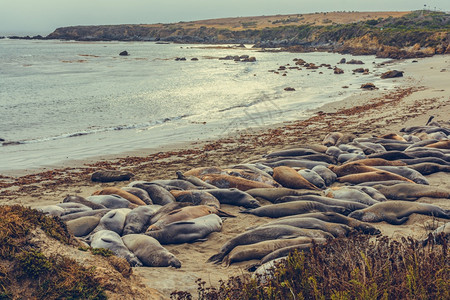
[217, 208, 236, 218]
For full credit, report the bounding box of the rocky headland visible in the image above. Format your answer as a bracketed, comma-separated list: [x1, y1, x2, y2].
[39, 10, 450, 59]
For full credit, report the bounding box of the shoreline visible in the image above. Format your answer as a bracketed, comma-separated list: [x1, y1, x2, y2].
[0, 54, 449, 297]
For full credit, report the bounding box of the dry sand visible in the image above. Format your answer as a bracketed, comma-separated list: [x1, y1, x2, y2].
[1, 54, 449, 298]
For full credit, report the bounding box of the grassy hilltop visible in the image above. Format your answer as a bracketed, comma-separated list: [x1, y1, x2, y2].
[45, 10, 450, 58]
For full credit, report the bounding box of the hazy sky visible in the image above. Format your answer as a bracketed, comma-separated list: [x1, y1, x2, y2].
[1, 0, 449, 35]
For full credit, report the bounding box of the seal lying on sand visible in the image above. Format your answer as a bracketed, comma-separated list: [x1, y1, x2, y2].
[272, 166, 320, 190]
[337, 171, 414, 184]
[240, 201, 349, 218]
[245, 187, 321, 203]
[92, 187, 146, 206]
[146, 214, 223, 244]
[348, 201, 450, 225]
[122, 205, 161, 235]
[371, 183, 450, 200]
[90, 230, 142, 267]
[208, 225, 333, 264]
[122, 234, 181, 268]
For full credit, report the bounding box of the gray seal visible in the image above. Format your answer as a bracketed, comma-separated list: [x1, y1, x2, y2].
[90, 230, 142, 267]
[311, 165, 337, 186]
[91, 208, 131, 235]
[298, 169, 326, 189]
[63, 195, 106, 210]
[121, 187, 153, 204]
[407, 162, 450, 175]
[122, 205, 162, 235]
[372, 166, 429, 185]
[128, 181, 176, 205]
[146, 214, 223, 244]
[87, 194, 134, 209]
[122, 234, 181, 268]
[240, 201, 349, 218]
[372, 183, 450, 200]
[202, 188, 261, 208]
[245, 187, 321, 203]
[348, 201, 449, 225]
[274, 195, 367, 212]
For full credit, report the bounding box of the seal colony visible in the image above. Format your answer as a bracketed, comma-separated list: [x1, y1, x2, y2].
[33, 121, 450, 275]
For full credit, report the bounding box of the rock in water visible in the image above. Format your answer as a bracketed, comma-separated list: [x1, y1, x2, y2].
[119, 51, 129, 56]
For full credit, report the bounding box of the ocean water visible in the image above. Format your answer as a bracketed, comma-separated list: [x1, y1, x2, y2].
[0, 39, 396, 173]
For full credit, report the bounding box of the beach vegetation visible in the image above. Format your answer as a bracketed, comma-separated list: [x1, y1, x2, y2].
[0, 205, 106, 299]
[170, 234, 449, 300]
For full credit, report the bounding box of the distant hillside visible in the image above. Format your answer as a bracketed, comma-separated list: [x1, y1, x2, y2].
[45, 11, 450, 58]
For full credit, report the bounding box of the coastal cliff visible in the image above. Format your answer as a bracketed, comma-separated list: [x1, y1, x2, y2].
[45, 11, 450, 58]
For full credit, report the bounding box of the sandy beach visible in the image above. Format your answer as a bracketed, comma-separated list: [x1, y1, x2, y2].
[1, 54, 449, 297]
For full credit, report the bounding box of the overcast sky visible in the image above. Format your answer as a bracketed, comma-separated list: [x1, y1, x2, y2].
[1, 0, 449, 35]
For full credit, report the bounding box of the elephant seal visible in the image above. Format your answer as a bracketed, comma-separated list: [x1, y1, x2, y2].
[274, 195, 367, 212]
[298, 169, 326, 189]
[262, 159, 329, 169]
[36, 204, 90, 217]
[265, 148, 318, 158]
[368, 151, 413, 160]
[231, 163, 273, 177]
[337, 171, 414, 184]
[400, 157, 450, 166]
[147, 205, 234, 231]
[258, 217, 353, 237]
[311, 165, 337, 186]
[240, 201, 349, 218]
[407, 162, 450, 175]
[426, 140, 450, 150]
[223, 236, 318, 266]
[224, 168, 281, 186]
[146, 214, 223, 244]
[128, 182, 176, 205]
[260, 243, 316, 265]
[121, 187, 153, 204]
[325, 187, 380, 205]
[202, 188, 261, 208]
[176, 171, 218, 189]
[326, 146, 345, 158]
[91, 169, 134, 183]
[345, 158, 406, 166]
[198, 174, 275, 191]
[245, 187, 322, 203]
[66, 216, 101, 237]
[372, 166, 429, 185]
[208, 225, 332, 264]
[272, 166, 320, 190]
[345, 186, 387, 202]
[63, 195, 106, 210]
[280, 212, 380, 235]
[149, 202, 193, 225]
[272, 154, 336, 164]
[170, 190, 220, 208]
[90, 230, 142, 267]
[122, 234, 181, 268]
[348, 201, 450, 225]
[323, 132, 343, 146]
[337, 153, 366, 164]
[60, 209, 111, 222]
[184, 166, 225, 176]
[379, 133, 407, 141]
[122, 205, 161, 235]
[150, 179, 198, 190]
[92, 187, 146, 206]
[87, 194, 135, 209]
[372, 183, 450, 200]
[329, 162, 380, 177]
[91, 208, 131, 235]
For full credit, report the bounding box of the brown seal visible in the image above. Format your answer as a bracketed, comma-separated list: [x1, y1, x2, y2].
[93, 187, 146, 206]
[337, 171, 414, 184]
[272, 166, 320, 190]
[322, 132, 343, 146]
[170, 190, 221, 208]
[378, 133, 406, 141]
[328, 162, 378, 177]
[425, 140, 450, 149]
[347, 158, 407, 166]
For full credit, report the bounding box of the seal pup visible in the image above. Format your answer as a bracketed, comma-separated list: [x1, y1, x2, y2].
[274, 195, 368, 212]
[298, 169, 326, 189]
[122, 234, 181, 268]
[311, 165, 337, 186]
[176, 171, 218, 189]
[348, 201, 450, 225]
[323, 132, 343, 146]
[66, 216, 101, 237]
[91, 169, 134, 183]
[407, 162, 450, 175]
[91, 208, 131, 236]
[121, 187, 153, 204]
[146, 214, 223, 244]
[63, 195, 106, 210]
[372, 166, 429, 185]
[90, 230, 142, 267]
[60, 209, 111, 222]
[324, 187, 380, 205]
[198, 173, 275, 190]
[240, 201, 349, 218]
